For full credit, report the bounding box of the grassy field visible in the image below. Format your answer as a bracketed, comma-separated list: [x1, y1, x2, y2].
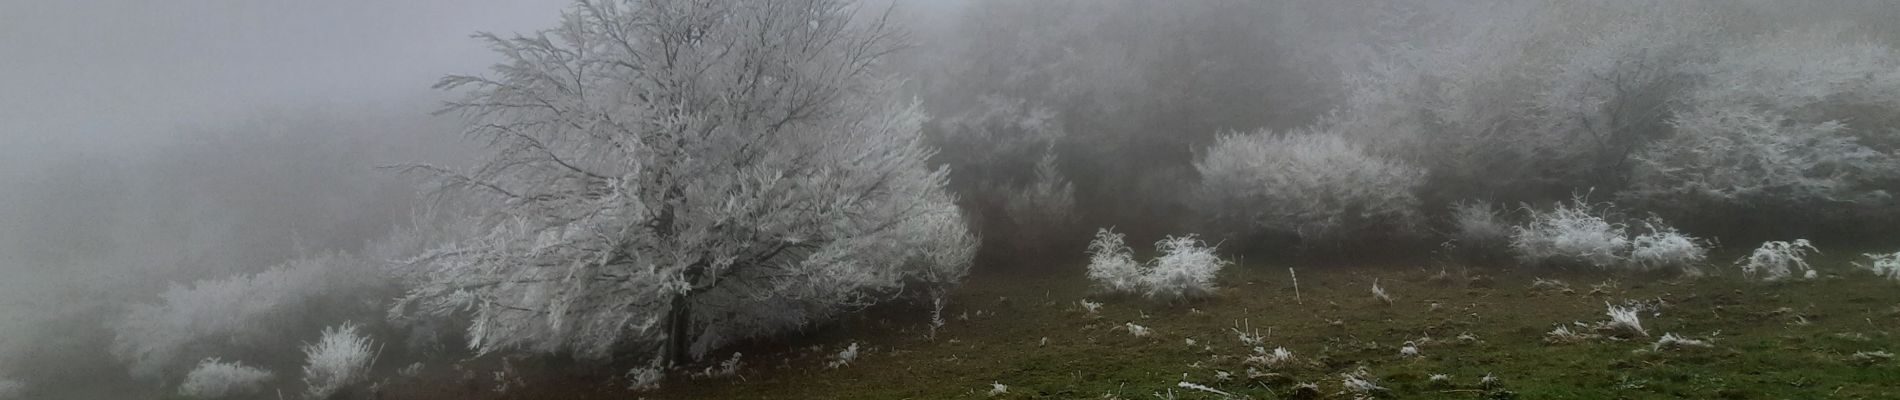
[390, 251, 1900, 399]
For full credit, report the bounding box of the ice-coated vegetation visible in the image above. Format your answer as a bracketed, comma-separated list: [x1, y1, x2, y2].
[111, 252, 381, 379]
[1447, 200, 1515, 260]
[300, 322, 376, 400]
[1628, 219, 1710, 272]
[1602, 303, 1649, 338]
[1858, 251, 1900, 281]
[1737, 240, 1821, 281]
[8, 0, 1900, 398]
[388, 0, 978, 366]
[1085, 229, 1145, 294]
[178, 358, 274, 399]
[1084, 229, 1228, 300]
[1001, 153, 1081, 250]
[1195, 126, 1426, 244]
[1511, 197, 1630, 269]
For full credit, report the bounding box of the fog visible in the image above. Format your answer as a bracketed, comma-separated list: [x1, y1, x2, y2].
[3, 1, 1899, 398]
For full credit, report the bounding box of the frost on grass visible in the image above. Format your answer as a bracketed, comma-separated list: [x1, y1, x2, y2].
[301, 322, 377, 400]
[1857, 251, 1900, 281]
[179, 358, 274, 399]
[1850, 351, 1894, 366]
[1124, 323, 1153, 338]
[1601, 303, 1649, 338]
[1084, 229, 1229, 300]
[1177, 381, 1234, 397]
[1530, 278, 1571, 293]
[826, 343, 860, 369]
[1231, 320, 1264, 346]
[1545, 324, 1601, 344]
[1649, 333, 1712, 352]
[1370, 280, 1394, 304]
[1340, 368, 1388, 396]
[1079, 299, 1104, 315]
[1736, 239, 1820, 281]
[1511, 196, 1629, 269]
[1247, 346, 1295, 367]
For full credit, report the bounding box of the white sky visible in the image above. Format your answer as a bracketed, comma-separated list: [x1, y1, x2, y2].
[0, 0, 566, 156]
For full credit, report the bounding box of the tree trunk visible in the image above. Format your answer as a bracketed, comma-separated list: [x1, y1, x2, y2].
[663, 293, 692, 367]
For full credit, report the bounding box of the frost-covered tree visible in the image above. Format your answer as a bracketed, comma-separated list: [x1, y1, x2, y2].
[393, 0, 976, 365]
[1624, 28, 1900, 226]
[1333, 0, 1721, 203]
[1000, 153, 1079, 250]
[1193, 126, 1425, 245]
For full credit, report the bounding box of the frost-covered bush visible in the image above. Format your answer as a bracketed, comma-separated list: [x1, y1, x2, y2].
[1140, 235, 1227, 300]
[1085, 229, 1144, 294]
[1628, 219, 1710, 272]
[1194, 126, 1425, 244]
[1446, 200, 1515, 260]
[301, 322, 376, 400]
[1511, 198, 1630, 269]
[1736, 240, 1820, 281]
[1859, 251, 1900, 281]
[1083, 229, 1228, 300]
[112, 252, 381, 379]
[178, 358, 274, 399]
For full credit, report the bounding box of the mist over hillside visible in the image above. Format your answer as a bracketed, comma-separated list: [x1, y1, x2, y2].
[3, 1, 1899, 399]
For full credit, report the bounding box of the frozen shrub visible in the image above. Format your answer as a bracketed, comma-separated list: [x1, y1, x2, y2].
[301, 322, 376, 400]
[1736, 240, 1820, 281]
[1511, 197, 1629, 269]
[1446, 200, 1515, 260]
[1859, 251, 1900, 281]
[1627, 218, 1710, 272]
[1083, 229, 1229, 300]
[178, 358, 274, 399]
[1140, 235, 1227, 300]
[1194, 126, 1426, 244]
[112, 252, 381, 379]
[1085, 229, 1144, 294]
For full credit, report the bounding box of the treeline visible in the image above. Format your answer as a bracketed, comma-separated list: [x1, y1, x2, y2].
[910, 0, 1900, 262]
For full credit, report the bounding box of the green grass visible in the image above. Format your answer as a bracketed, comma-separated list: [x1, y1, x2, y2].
[400, 253, 1900, 400]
